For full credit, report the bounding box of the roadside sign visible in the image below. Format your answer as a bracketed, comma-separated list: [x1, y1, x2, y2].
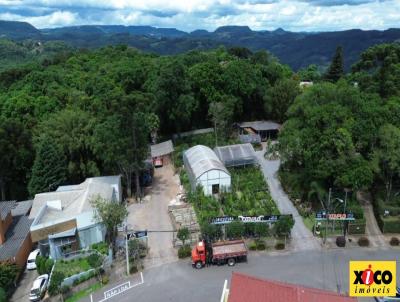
[127, 230, 148, 240]
[210, 214, 292, 225]
[315, 212, 355, 221]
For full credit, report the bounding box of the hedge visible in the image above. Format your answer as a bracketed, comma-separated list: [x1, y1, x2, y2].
[381, 217, 400, 233]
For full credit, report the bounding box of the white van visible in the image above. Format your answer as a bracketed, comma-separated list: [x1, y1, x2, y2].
[27, 249, 40, 270]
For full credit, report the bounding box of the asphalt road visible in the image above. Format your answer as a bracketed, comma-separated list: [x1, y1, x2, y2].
[86, 246, 398, 302]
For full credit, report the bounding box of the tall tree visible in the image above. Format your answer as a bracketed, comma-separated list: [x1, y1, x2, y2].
[325, 46, 344, 82]
[28, 135, 67, 196]
[91, 196, 128, 248]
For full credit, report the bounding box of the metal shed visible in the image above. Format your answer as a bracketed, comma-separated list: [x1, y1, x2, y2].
[183, 145, 231, 196]
[151, 140, 174, 158]
[214, 143, 258, 168]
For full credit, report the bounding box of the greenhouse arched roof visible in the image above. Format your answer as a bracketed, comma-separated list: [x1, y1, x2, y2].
[183, 145, 229, 180]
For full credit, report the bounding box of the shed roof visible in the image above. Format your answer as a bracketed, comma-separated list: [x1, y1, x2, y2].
[214, 143, 257, 167]
[228, 272, 356, 302]
[0, 201, 16, 220]
[239, 121, 281, 131]
[151, 140, 174, 157]
[0, 215, 33, 261]
[183, 145, 229, 180]
[11, 200, 33, 217]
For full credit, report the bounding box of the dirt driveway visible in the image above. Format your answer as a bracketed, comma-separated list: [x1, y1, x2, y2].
[127, 164, 179, 269]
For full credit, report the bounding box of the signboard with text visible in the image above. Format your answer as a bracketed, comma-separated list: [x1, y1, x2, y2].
[315, 212, 355, 221]
[210, 215, 292, 225]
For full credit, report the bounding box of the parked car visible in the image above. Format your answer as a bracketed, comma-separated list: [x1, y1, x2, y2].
[153, 156, 163, 168]
[29, 274, 49, 301]
[27, 249, 40, 270]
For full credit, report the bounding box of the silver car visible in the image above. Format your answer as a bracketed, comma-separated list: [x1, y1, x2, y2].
[29, 274, 49, 301]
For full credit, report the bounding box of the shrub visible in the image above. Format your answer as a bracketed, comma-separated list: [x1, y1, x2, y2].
[381, 218, 400, 233]
[275, 243, 285, 250]
[129, 265, 138, 274]
[273, 216, 294, 237]
[336, 236, 346, 247]
[72, 278, 80, 286]
[178, 245, 191, 259]
[91, 242, 109, 255]
[256, 240, 266, 251]
[87, 254, 102, 268]
[44, 258, 54, 274]
[226, 221, 245, 239]
[390, 237, 400, 246]
[358, 237, 370, 247]
[48, 271, 65, 296]
[0, 263, 19, 289]
[177, 227, 190, 246]
[60, 285, 70, 295]
[36, 256, 46, 275]
[0, 287, 6, 302]
[248, 242, 257, 251]
[101, 275, 109, 285]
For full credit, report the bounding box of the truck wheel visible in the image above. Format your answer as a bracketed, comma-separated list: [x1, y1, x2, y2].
[195, 261, 203, 269]
[227, 258, 236, 266]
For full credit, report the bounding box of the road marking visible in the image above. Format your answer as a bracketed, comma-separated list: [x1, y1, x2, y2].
[91, 272, 144, 302]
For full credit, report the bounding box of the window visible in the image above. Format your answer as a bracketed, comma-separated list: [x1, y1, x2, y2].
[212, 184, 219, 194]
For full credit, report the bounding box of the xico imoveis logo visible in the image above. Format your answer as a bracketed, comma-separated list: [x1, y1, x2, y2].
[349, 261, 397, 297]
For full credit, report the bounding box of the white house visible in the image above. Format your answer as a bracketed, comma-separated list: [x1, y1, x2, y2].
[183, 145, 231, 196]
[29, 176, 122, 259]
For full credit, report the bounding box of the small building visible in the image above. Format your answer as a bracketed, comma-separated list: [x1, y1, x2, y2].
[151, 140, 174, 166]
[183, 145, 231, 196]
[238, 121, 281, 141]
[214, 143, 258, 168]
[299, 81, 314, 88]
[29, 176, 122, 259]
[0, 200, 33, 268]
[224, 272, 356, 302]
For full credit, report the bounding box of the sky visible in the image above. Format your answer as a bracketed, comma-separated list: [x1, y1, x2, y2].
[0, 0, 398, 32]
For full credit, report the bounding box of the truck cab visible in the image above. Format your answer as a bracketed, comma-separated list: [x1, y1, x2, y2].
[191, 240, 206, 269]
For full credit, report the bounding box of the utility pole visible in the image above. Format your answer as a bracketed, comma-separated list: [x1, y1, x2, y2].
[324, 188, 332, 244]
[125, 227, 130, 275]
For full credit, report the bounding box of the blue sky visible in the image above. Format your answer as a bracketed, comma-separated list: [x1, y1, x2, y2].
[0, 0, 398, 31]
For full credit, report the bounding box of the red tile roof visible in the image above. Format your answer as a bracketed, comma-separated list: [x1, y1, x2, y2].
[228, 272, 356, 302]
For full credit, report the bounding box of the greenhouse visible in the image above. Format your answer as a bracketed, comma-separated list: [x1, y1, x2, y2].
[214, 143, 258, 168]
[183, 145, 231, 196]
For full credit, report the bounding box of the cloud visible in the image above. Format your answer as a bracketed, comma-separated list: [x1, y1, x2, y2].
[0, 0, 398, 31]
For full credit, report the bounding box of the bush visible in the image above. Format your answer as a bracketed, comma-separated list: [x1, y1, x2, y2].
[248, 242, 257, 251]
[91, 242, 109, 255]
[101, 275, 109, 285]
[255, 240, 266, 251]
[274, 216, 294, 237]
[87, 254, 102, 268]
[36, 256, 46, 275]
[358, 237, 370, 247]
[381, 218, 400, 233]
[226, 221, 245, 239]
[336, 236, 346, 247]
[60, 285, 70, 295]
[177, 227, 190, 246]
[48, 271, 65, 296]
[129, 265, 138, 274]
[275, 243, 285, 250]
[178, 245, 191, 259]
[44, 258, 54, 274]
[0, 287, 6, 302]
[390, 237, 400, 246]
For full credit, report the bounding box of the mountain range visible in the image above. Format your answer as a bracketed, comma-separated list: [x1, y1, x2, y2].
[1, 20, 400, 70]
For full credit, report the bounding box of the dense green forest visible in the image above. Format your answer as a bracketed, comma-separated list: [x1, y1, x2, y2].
[0, 42, 399, 208]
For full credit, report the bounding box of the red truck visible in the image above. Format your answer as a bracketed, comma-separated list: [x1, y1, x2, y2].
[191, 240, 247, 269]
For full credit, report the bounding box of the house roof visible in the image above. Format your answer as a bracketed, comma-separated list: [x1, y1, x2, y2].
[29, 175, 121, 231]
[0, 201, 16, 220]
[11, 200, 33, 217]
[0, 215, 33, 261]
[151, 140, 174, 157]
[183, 145, 229, 181]
[239, 121, 281, 131]
[228, 272, 356, 302]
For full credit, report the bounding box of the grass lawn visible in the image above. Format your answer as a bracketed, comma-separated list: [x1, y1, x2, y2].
[54, 257, 92, 278]
[65, 282, 102, 302]
[303, 215, 315, 232]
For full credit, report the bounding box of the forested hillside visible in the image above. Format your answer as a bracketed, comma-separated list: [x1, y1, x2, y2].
[1, 20, 400, 70]
[1, 42, 399, 210]
[0, 46, 294, 200]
